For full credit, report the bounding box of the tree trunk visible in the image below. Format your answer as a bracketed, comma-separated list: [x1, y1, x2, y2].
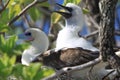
[99, 0, 120, 69]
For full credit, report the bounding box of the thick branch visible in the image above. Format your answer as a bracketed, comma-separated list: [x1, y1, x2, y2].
[99, 0, 120, 69]
[43, 58, 101, 80]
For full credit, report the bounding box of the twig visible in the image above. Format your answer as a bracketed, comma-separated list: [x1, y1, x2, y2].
[0, 0, 4, 6]
[0, 32, 5, 35]
[84, 30, 99, 39]
[42, 58, 101, 80]
[87, 66, 94, 80]
[7, 0, 47, 26]
[84, 30, 120, 39]
[115, 30, 120, 36]
[85, 15, 99, 29]
[0, 0, 10, 14]
[88, 16, 100, 29]
[102, 70, 115, 80]
[23, 13, 35, 28]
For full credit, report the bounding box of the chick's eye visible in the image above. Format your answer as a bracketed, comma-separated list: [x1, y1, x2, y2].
[25, 32, 31, 36]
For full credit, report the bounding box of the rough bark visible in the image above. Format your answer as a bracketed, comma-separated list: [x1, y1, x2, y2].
[99, 0, 120, 69]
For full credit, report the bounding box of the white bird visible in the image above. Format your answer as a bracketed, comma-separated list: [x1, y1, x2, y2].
[19, 28, 49, 66]
[55, 3, 98, 52]
[49, 3, 120, 79]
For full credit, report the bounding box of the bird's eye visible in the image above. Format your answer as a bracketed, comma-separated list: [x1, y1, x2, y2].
[25, 32, 31, 36]
[67, 7, 73, 12]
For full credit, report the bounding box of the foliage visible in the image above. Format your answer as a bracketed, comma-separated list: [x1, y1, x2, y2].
[0, 0, 81, 80]
[0, 54, 16, 80]
[12, 63, 54, 80]
[0, 34, 55, 79]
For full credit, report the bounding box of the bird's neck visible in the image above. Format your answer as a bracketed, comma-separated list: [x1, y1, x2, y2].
[65, 21, 83, 33]
[63, 27, 79, 37]
[30, 37, 49, 55]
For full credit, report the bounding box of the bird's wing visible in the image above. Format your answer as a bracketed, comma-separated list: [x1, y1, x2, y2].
[59, 47, 99, 66]
[36, 47, 99, 70]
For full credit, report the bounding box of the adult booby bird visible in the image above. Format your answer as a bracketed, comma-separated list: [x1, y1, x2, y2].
[19, 28, 49, 66]
[55, 3, 98, 51]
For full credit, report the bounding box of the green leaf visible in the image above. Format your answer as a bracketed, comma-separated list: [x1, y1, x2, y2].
[12, 64, 24, 79]
[0, 54, 15, 78]
[82, 8, 90, 14]
[8, 0, 21, 19]
[29, 7, 41, 21]
[0, 35, 18, 56]
[19, 63, 41, 80]
[64, 0, 81, 4]
[5, 35, 17, 55]
[9, 56, 16, 65]
[0, 10, 10, 23]
[0, 26, 9, 32]
[0, 35, 5, 46]
[33, 65, 54, 79]
[42, 68, 54, 77]
[52, 13, 62, 24]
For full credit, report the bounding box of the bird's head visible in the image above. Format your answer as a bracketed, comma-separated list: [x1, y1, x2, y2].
[54, 3, 85, 31]
[24, 28, 42, 43]
[18, 28, 49, 66]
[19, 28, 49, 46]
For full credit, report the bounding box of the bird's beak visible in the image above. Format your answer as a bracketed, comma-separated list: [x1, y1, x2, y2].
[54, 3, 72, 18]
[18, 33, 34, 42]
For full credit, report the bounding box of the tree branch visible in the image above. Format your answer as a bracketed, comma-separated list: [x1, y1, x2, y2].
[84, 30, 120, 39]
[0, 0, 10, 14]
[42, 58, 101, 80]
[84, 30, 99, 39]
[7, 0, 47, 26]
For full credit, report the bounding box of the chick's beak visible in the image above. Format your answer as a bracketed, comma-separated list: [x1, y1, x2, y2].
[18, 33, 34, 42]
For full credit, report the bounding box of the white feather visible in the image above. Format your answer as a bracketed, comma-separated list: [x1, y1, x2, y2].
[56, 27, 98, 51]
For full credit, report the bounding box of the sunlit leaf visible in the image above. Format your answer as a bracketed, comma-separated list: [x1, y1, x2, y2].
[64, 0, 81, 4]
[82, 8, 90, 14]
[0, 26, 9, 32]
[0, 35, 5, 46]
[75, 0, 81, 4]
[9, 56, 16, 65]
[42, 68, 54, 77]
[8, 0, 21, 19]
[0, 54, 15, 78]
[52, 13, 62, 23]
[29, 7, 41, 21]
